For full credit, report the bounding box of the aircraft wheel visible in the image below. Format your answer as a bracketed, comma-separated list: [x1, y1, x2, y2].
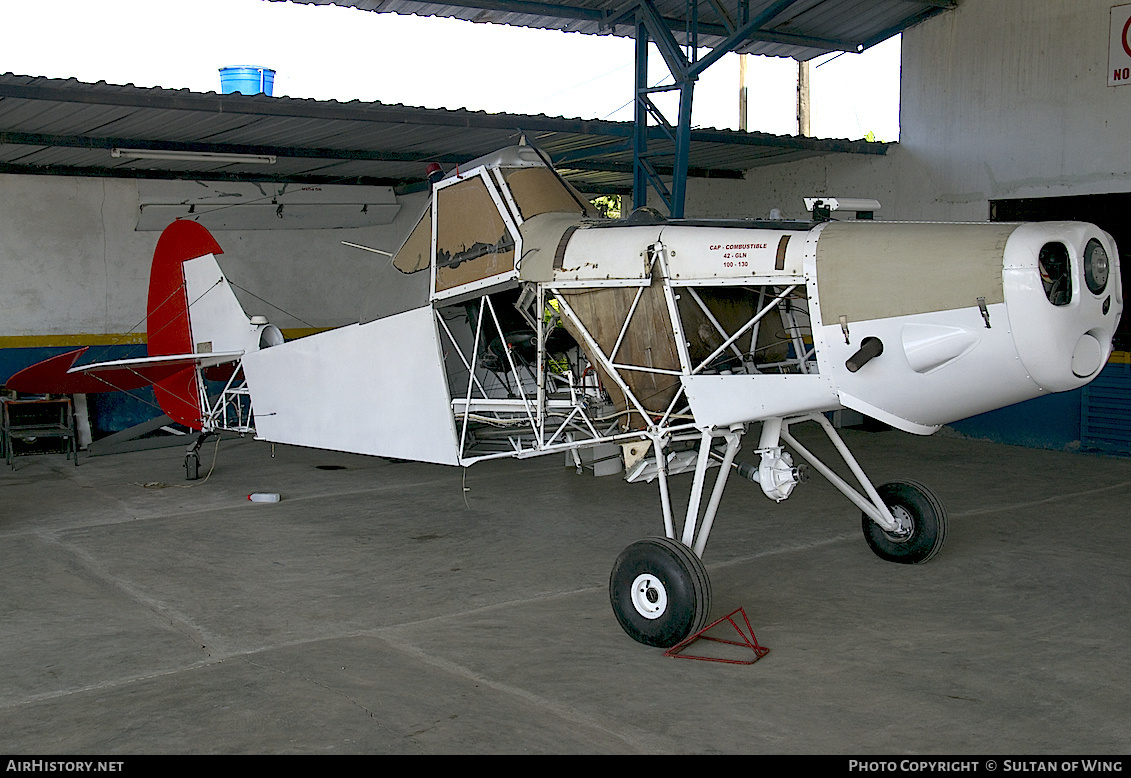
[609, 537, 712, 648]
[185, 452, 199, 481]
[862, 480, 947, 564]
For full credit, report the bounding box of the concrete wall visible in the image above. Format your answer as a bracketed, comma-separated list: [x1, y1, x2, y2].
[0, 172, 429, 380]
[688, 0, 1131, 222]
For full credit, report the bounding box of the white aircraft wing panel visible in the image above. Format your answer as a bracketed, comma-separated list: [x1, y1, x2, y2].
[682, 374, 840, 428]
[241, 306, 459, 465]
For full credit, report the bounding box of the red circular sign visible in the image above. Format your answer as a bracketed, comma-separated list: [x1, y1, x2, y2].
[1124, 14, 1131, 58]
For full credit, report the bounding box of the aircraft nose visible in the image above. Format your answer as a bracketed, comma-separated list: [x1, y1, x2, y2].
[1002, 223, 1121, 393]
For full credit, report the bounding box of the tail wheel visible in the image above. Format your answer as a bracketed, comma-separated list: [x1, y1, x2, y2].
[185, 452, 199, 481]
[862, 480, 947, 564]
[609, 537, 712, 648]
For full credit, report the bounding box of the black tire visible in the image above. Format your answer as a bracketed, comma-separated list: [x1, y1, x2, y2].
[609, 537, 712, 648]
[185, 452, 199, 481]
[861, 480, 947, 564]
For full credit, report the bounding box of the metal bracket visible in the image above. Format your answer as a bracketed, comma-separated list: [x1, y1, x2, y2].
[977, 296, 992, 328]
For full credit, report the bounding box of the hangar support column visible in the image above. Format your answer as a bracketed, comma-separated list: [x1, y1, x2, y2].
[630, 0, 799, 217]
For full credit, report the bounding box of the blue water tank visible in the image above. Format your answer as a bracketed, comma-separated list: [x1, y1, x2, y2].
[219, 67, 275, 96]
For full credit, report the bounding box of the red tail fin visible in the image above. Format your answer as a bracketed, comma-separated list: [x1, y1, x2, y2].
[147, 220, 224, 357]
[146, 221, 225, 429]
[8, 221, 248, 432]
[6, 221, 223, 399]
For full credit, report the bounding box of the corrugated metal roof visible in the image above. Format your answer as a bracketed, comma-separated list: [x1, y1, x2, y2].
[0, 73, 887, 193]
[291, 0, 957, 59]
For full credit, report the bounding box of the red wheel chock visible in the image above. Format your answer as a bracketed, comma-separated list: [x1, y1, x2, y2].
[663, 608, 770, 664]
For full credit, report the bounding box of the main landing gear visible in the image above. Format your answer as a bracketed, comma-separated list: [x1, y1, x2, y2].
[608, 414, 949, 647]
[609, 537, 712, 648]
[861, 479, 948, 564]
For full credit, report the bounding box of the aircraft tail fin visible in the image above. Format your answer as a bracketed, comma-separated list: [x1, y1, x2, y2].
[145, 220, 274, 429]
[7, 220, 276, 431]
[146, 219, 225, 357]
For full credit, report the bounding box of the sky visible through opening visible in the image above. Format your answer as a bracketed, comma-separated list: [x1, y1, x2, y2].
[4, 0, 901, 142]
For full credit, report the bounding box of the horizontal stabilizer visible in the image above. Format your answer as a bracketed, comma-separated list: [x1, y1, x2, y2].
[69, 351, 244, 375]
[6, 347, 150, 394]
[5, 347, 244, 396]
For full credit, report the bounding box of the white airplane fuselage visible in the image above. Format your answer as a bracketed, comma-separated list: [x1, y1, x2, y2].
[241, 206, 1122, 462]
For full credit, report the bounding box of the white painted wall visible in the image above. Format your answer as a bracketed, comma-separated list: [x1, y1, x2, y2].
[0, 175, 147, 338]
[689, 0, 1131, 222]
[0, 173, 429, 340]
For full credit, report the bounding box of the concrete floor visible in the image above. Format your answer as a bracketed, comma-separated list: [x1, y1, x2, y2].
[1, 425, 1129, 754]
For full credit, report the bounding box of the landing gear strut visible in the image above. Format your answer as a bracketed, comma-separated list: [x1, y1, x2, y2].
[607, 414, 948, 646]
[184, 430, 217, 481]
[609, 427, 742, 647]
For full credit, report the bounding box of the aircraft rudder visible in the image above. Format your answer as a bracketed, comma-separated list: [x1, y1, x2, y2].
[145, 220, 237, 430]
[147, 220, 224, 358]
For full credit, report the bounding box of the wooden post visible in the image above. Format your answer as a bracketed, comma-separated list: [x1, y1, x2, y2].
[797, 59, 811, 137]
[738, 54, 748, 131]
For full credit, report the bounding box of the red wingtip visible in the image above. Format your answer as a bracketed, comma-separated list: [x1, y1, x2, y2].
[4, 348, 174, 395]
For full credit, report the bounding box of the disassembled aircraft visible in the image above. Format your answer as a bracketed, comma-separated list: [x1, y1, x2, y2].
[10, 144, 1122, 648]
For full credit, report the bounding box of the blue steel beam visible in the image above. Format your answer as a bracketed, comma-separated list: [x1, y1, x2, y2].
[631, 0, 805, 217]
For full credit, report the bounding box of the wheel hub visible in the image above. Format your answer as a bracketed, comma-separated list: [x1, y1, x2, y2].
[630, 574, 668, 620]
[881, 504, 915, 542]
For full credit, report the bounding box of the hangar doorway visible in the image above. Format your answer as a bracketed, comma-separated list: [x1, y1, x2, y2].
[969, 192, 1131, 454]
[991, 192, 1130, 352]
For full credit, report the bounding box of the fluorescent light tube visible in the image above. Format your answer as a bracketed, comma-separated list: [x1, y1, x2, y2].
[111, 148, 277, 165]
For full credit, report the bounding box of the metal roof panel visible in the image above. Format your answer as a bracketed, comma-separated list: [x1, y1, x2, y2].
[288, 0, 956, 57]
[0, 73, 888, 193]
